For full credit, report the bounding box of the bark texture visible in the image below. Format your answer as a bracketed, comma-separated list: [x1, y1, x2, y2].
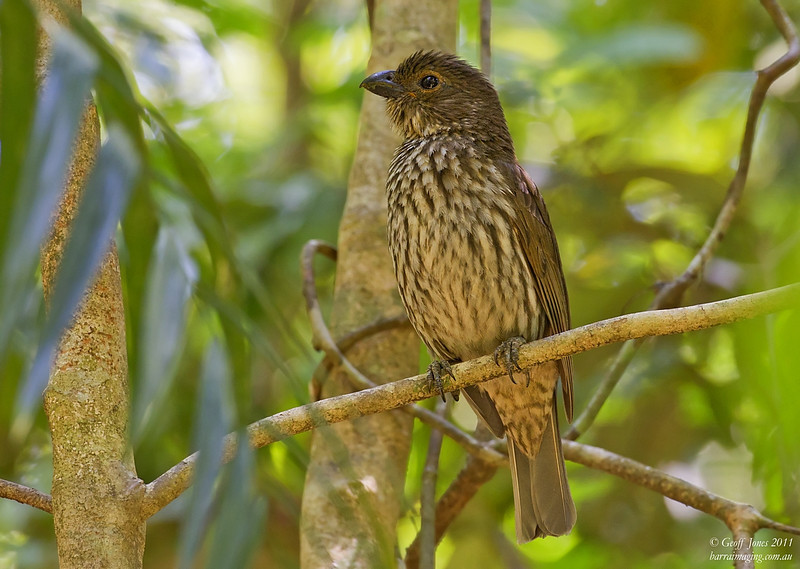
[299, 1, 457, 567]
[36, 1, 145, 567]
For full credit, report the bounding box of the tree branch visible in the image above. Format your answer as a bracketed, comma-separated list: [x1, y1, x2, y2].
[480, 0, 491, 76]
[567, 0, 800, 439]
[407, 421, 800, 567]
[309, 313, 411, 399]
[562, 441, 792, 531]
[655, 0, 799, 310]
[142, 283, 798, 517]
[35, 3, 146, 566]
[419, 400, 446, 569]
[405, 425, 498, 569]
[562, 440, 800, 569]
[0, 478, 53, 514]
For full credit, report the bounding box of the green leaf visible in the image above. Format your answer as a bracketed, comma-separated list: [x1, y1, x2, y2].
[205, 437, 266, 569]
[0, 26, 98, 361]
[63, 7, 147, 156]
[179, 340, 234, 569]
[143, 107, 237, 270]
[132, 228, 197, 443]
[119, 180, 159, 398]
[19, 125, 140, 417]
[0, 0, 38, 273]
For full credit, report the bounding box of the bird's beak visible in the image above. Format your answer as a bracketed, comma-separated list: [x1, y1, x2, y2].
[360, 70, 405, 99]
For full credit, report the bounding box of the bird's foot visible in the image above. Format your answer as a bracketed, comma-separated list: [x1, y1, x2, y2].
[427, 360, 457, 402]
[494, 336, 528, 386]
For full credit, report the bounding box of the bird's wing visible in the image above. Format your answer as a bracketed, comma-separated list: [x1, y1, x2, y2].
[502, 161, 574, 421]
[462, 386, 506, 437]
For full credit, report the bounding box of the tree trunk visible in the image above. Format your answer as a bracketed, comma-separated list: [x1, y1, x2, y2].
[36, 1, 145, 567]
[299, 1, 457, 567]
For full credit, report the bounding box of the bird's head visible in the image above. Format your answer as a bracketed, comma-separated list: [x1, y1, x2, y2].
[360, 51, 513, 150]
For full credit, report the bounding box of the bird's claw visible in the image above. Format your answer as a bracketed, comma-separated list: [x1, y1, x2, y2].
[427, 360, 456, 402]
[494, 336, 527, 386]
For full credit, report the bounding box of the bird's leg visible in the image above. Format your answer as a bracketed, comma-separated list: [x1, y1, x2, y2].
[494, 336, 528, 386]
[427, 360, 458, 402]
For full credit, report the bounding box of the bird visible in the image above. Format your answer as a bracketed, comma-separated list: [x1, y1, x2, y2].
[360, 51, 576, 542]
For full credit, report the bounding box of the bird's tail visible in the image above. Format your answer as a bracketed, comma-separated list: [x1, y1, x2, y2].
[508, 399, 576, 542]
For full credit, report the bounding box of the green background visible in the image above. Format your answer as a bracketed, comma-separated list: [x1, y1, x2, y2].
[1, 0, 798, 567]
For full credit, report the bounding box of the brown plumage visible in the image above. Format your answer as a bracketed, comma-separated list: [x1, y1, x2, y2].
[361, 51, 575, 542]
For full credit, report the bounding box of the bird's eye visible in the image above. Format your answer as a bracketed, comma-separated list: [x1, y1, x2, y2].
[419, 75, 439, 90]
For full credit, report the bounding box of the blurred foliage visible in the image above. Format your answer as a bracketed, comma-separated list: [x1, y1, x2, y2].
[1, 0, 799, 567]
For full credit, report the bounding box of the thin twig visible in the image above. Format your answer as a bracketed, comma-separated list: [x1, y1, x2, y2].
[566, 0, 800, 440]
[301, 239, 337, 352]
[758, 517, 800, 536]
[311, 315, 411, 400]
[561, 441, 800, 551]
[565, 339, 639, 440]
[301, 242, 410, 398]
[656, 0, 800, 310]
[324, 314, 411, 359]
[302, 240, 504, 465]
[480, 0, 491, 77]
[419, 400, 446, 569]
[142, 283, 799, 517]
[0, 478, 53, 514]
[405, 425, 498, 569]
[407, 434, 800, 566]
[406, 457, 499, 568]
